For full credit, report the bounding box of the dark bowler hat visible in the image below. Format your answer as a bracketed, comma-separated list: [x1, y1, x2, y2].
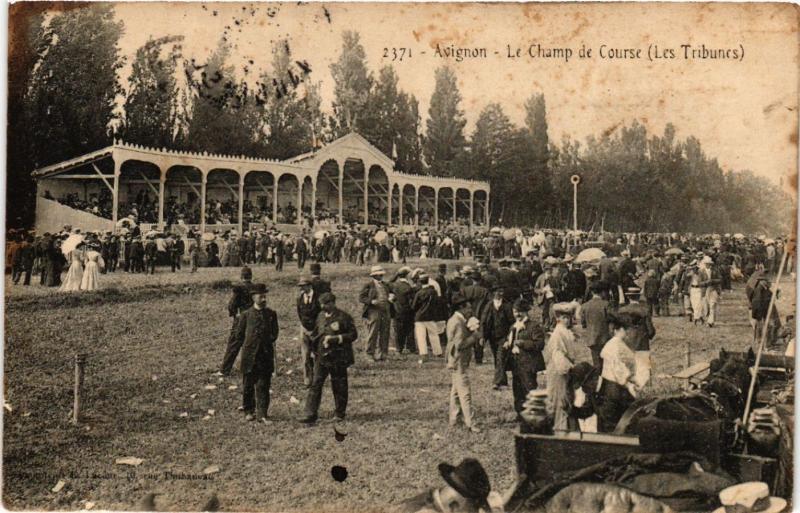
[438, 459, 491, 508]
[438, 263, 447, 272]
[590, 280, 609, 294]
[451, 293, 469, 307]
[250, 283, 268, 295]
[310, 262, 322, 275]
[241, 266, 253, 279]
[512, 298, 531, 311]
[319, 292, 336, 304]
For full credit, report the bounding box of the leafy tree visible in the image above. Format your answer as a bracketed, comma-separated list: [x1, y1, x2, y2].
[121, 35, 184, 148]
[362, 66, 401, 156]
[259, 39, 324, 159]
[7, 5, 47, 228]
[330, 31, 372, 136]
[24, 4, 124, 168]
[424, 66, 466, 176]
[184, 41, 258, 156]
[394, 92, 423, 174]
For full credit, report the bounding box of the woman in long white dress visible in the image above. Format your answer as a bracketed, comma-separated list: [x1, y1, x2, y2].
[60, 245, 85, 292]
[80, 246, 104, 291]
[544, 303, 581, 431]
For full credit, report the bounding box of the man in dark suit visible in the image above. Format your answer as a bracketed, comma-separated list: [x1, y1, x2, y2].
[219, 267, 254, 376]
[297, 276, 321, 387]
[144, 235, 158, 274]
[129, 237, 145, 273]
[505, 298, 546, 417]
[460, 268, 489, 363]
[309, 262, 331, 295]
[481, 287, 515, 389]
[301, 292, 358, 424]
[171, 234, 184, 271]
[12, 235, 35, 285]
[274, 235, 285, 271]
[390, 266, 416, 354]
[581, 280, 611, 368]
[106, 234, 119, 272]
[238, 233, 250, 265]
[235, 283, 279, 422]
[295, 235, 308, 269]
[359, 265, 393, 361]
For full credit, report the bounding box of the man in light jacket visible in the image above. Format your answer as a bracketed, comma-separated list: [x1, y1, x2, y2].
[446, 293, 482, 433]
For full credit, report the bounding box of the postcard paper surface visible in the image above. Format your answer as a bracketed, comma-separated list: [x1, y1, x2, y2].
[5, 2, 797, 512]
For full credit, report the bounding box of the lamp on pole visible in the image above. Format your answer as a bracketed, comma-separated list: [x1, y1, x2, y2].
[570, 174, 581, 232]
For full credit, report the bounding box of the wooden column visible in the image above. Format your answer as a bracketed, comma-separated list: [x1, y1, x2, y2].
[273, 175, 279, 225]
[112, 158, 121, 226]
[157, 172, 166, 230]
[200, 174, 207, 234]
[399, 186, 404, 226]
[338, 165, 344, 225]
[452, 189, 457, 224]
[363, 174, 369, 227]
[414, 188, 420, 226]
[296, 180, 303, 226]
[485, 192, 490, 226]
[311, 181, 317, 221]
[238, 174, 245, 234]
[434, 188, 439, 228]
[387, 183, 392, 226]
[469, 191, 474, 232]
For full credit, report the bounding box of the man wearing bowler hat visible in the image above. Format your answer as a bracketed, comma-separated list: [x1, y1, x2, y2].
[297, 276, 321, 387]
[218, 266, 254, 376]
[505, 298, 546, 418]
[235, 283, 279, 423]
[301, 293, 358, 424]
[309, 262, 332, 295]
[399, 458, 492, 513]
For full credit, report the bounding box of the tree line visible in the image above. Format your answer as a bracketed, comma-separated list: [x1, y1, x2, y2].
[7, 5, 792, 234]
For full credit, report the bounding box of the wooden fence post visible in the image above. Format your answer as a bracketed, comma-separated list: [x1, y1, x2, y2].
[73, 353, 87, 425]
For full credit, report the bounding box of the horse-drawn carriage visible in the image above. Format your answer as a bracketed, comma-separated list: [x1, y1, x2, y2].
[508, 349, 794, 512]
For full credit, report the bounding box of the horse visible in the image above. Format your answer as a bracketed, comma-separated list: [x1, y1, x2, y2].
[613, 349, 756, 452]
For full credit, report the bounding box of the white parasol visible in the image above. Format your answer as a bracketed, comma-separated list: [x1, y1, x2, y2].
[61, 233, 84, 256]
[314, 230, 329, 240]
[116, 217, 137, 229]
[374, 230, 388, 243]
[202, 232, 216, 242]
[734, 233, 745, 240]
[574, 247, 606, 263]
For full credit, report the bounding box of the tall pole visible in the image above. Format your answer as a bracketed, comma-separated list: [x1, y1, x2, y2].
[570, 175, 581, 232]
[742, 249, 789, 431]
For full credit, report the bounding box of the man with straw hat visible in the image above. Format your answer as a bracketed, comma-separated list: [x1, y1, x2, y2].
[445, 293, 482, 433]
[359, 265, 394, 361]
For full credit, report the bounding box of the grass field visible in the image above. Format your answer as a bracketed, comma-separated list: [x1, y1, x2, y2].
[3, 260, 794, 511]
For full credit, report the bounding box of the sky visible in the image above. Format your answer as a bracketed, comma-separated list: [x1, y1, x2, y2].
[87, 2, 798, 189]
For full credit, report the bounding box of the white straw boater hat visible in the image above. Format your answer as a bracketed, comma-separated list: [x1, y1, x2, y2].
[712, 482, 787, 513]
[369, 265, 386, 277]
